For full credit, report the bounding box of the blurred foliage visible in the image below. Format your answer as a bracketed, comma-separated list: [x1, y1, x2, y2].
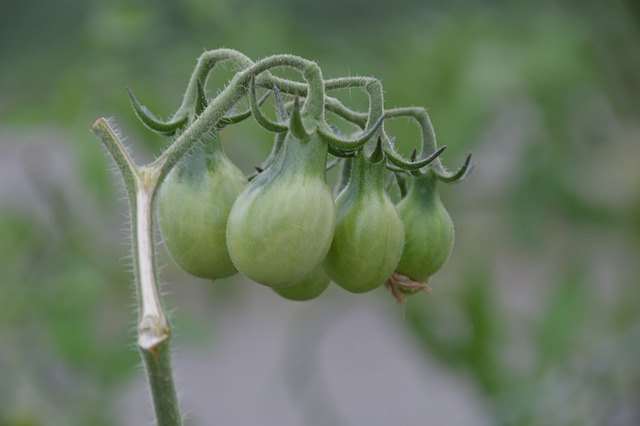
[1, 0, 639, 425]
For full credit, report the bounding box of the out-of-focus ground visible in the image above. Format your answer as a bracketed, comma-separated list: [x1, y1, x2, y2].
[1, 1, 639, 425]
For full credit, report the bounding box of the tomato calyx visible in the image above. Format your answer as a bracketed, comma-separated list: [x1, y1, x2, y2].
[384, 272, 433, 304]
[127, 88, 189, 136]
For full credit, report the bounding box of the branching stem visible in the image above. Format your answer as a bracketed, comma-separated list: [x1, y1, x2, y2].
[91, 119, 183, 426]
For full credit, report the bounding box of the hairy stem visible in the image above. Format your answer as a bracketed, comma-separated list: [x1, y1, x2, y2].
[177, 49, 365, 128]
[174, 49, 254, 121]
[153, 54, 326, 182]
[91, 119, 183, 426]
[384, 107, 443, 168]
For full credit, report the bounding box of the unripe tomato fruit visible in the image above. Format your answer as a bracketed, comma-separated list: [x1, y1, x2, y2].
[226, 132, 336, 288]
[395, 170, 454, 282]
[323, 153, 405, 293]
[157, 132, 247, 279]
[272, 264, 331, 301]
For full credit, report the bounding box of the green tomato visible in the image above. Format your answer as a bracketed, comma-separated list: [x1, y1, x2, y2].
[157, 132, 247, 279]
[226, 132, 335, 288]
[323, 153, 405, 293]
[272, 264, 331, 301]
[395, 170, 454, 282]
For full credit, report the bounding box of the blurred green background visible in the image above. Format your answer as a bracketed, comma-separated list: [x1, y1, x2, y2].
[1, 0, 639, 425]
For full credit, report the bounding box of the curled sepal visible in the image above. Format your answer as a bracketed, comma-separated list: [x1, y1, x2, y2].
[327, 142, 356, 158]
[288, 95, 309, 140]
[247, 131, 288, 181]
[368, 137, 384, 163]
[433, 152, 475, 183]
[126, 88, 188, 136]
[384, 143, 447, 171]
[260, 130, 286, 169]
[217, 91, 271, 128]
[394, 172, 409, 198]
[273, 86, 288, 122]
[317, 113, 386, 151]
[326, 126, 356, 158]
[194, 78, 208, 117]
[385, 272, 433, 304]
[250, 74, 288, 133]
[385, 165, 406, 173]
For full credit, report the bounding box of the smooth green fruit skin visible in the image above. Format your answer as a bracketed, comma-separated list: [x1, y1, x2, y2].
[324, 156, 404, 294]
[158, 138, 247, 279]
[272, 264, 331, 301]
[226, 133, 336, 288]
[395, 171, 454, 282]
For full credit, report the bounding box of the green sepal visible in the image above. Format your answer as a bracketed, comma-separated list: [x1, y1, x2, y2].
[288, 95, 310, 140]
[367, 137, 384, 163]
[127, 88, 188, 136]
[384, 143, 446, 171]
[273, 86, 288, 121]
[194, 78, 208, 117]
[433, 152, 475, 183]
[395, 172, 409, 198]
[317, 113, 386, 151]
[250, 74, 288, 133]
[327, 142, 356, 158]
[216, 91, 271, 128]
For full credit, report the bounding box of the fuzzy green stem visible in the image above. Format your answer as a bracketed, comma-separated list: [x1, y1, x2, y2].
[324, 76, 377, 91]
[153, 54, 326, 183]
[319, 77, 386, 149]
[91, 118, 183, 426]
[364, 80, 384, 131]
[324, 98, 368, 127]
[170, 49, 367, 131]
[385, 107, 474, 181]
[384, 107, 442, 168]
[174, 49, 254, 120]
[323, 77, 383, 130]
[140, 340, 182, 426]
[255, 75, 364, 126]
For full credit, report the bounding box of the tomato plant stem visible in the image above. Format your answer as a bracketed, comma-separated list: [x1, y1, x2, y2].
[91, 119, 183, 426]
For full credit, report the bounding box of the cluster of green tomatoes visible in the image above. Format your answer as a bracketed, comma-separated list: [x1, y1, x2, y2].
[129, 52, 472, 303]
